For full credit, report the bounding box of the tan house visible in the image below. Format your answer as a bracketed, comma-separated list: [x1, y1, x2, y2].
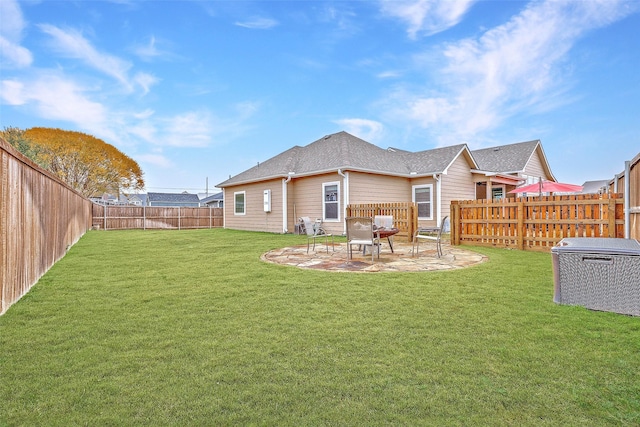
[216, 131, 555, 235]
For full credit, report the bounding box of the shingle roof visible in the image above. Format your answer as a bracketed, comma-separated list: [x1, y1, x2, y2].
[470, 140, 540, 173]
[580, 180, 609, 194]
[402, 144, 475, 174]
[148, 192, 200, 203]
[199, 192, 223, 204]
[217, 131, 474, 187]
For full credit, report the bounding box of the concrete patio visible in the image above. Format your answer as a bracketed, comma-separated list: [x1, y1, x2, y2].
[262, 240, 488, 272]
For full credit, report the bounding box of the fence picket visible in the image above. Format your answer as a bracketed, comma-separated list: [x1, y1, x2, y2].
[91, 205, 223, 230]
[451, 194, 625, 252]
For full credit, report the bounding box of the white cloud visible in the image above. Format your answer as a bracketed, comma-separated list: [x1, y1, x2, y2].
[0, 79, 26, 105]
[134, 72, 159, 95]
[137, 153, 172, 168]
[0, 0, 33, 68]
[235, 17, 278, 29]
[334, 118, 384, 142]
[131, 35, 176, 62]
[0, 37, 33, 68]
[132, 36, 161, 60]
[379, 0, 476, 38]
[1, 74, 107, 127]
[385, 0, 639, 145]
[377, 70, 402, 79]
[0, 0, 26, 41]
[38, 24, 135, 90]
[133, 109, 155, 120]
[162, 111, 215, 148]
[129, 120, 157, 142]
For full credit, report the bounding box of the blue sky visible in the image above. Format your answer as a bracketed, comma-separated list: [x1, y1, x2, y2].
[1, 0, 639, 194]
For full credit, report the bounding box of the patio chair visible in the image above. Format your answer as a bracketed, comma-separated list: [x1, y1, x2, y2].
[374, 215, 396, 252]
[413, 216, 448, 258]
[346, 217, 380, 262]
[300, 217, 334, 253]
[374, 215, 394, 229]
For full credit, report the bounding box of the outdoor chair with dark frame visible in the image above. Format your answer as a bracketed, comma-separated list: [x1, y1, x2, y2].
[413, 216, 448, 258]
[300, 217, 334, 253]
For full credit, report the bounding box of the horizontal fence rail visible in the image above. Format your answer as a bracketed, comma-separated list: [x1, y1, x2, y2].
[451, 194, 625, 252]
[346, 202, 416, 242]
[92, 205, 223, 230]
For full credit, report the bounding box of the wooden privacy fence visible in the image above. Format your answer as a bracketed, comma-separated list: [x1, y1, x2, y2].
[1, 138, 92, 315]
[450, 194, 625, 252]
[346, 202, 416, 242]
[92, 204, 223, 230]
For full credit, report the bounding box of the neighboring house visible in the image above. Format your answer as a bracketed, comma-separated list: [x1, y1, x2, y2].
[90, 193, 120, 205]
[580, 180, 610, 194]
[216, 131, 556, 235]
[147, 192, 201, 207]
[200, 192, 224, 207]
[91, 193, 147, 206]
[125, 194, 147, 206]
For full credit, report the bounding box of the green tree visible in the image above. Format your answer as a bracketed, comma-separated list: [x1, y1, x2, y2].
[0, 126, 47, 168]
[22, 127, 145, 197]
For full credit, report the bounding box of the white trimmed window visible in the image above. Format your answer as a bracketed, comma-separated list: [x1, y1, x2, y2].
[492, 187, 504, 200]
[234, 191, 246, 215]
[413, 184, 433, 220]
[323, 182, 340, 221]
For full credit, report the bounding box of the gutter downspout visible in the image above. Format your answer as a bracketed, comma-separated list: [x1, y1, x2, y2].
[221, 188, 226, 229]
[624, 161, 630, 239]
[283, 175, 292, 234]
[433, 173, 442, 227]
[338, 169, 349, 235]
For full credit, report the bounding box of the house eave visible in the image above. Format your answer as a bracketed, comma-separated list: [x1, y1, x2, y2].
[217, 167, 451, 188]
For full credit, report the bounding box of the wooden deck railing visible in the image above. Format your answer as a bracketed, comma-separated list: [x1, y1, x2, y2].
[450, 194, 625, 252]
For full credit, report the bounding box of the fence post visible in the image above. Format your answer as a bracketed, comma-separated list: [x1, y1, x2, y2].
[451, 201, 459, 246]
[608, 197, 617, 238]
[411, 203, 417, 243]
[517, 200, 524, 250]
[103, 204, 107, 230]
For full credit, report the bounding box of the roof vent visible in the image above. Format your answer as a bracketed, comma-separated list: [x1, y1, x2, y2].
[493, 148, 500, 152]
[324, 135, 331, 140]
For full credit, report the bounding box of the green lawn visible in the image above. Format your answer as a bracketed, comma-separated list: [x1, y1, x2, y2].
[1, 229, 638, 426]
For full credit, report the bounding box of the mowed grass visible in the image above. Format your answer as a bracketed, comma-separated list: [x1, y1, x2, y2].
[1, 229, 639, 426]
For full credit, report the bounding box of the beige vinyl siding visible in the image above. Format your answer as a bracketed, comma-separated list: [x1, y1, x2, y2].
[440, 154, 476, 220]
[288, 173, 345, 235]
[224, 178, 284, 233]
[409, 176, 437, 227]
[349, 172, 411, 204]
[523, 148, 548, 180]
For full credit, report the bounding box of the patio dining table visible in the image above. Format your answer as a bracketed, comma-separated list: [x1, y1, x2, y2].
[375, 227, 400, 253]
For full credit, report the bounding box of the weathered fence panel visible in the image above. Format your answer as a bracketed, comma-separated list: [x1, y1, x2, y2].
[92, 205, 223, 230]
[346, 202, 416, 241]
[451, 194, 625, 252]
[1, 138, 92, 315]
